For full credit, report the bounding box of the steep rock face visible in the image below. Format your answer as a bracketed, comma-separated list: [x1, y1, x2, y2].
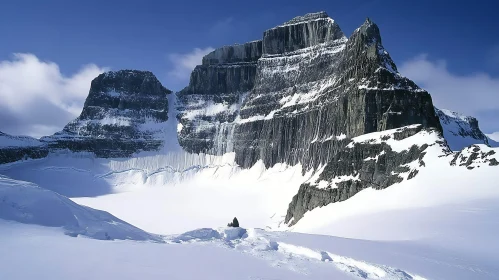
[179, 12, 441, 169]
[435, 107, 496, 151]
[0, 132, 48, 164]
[262, 11, 344, 55]
[178, 12, 443, 225]
[42, 70, 171, 157]
[177, 41, 263, 154]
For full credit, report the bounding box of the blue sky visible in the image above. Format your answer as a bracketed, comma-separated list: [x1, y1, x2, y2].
[0, 0, 498, 137]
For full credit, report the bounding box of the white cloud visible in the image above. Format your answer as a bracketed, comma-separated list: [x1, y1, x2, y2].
[399, 54, 499, 116]
[167, 47, 214, 87]
[0, 53, 107, 138]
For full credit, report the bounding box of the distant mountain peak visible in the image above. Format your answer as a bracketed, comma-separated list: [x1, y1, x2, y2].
[353, 17, 382, 44]
[283, 11, 330, 25]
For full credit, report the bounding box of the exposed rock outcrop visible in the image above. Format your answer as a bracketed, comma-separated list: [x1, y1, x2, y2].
[451, 144, 499, 169]
[177, 41, 262, 154]
[285, 125, 443, 225]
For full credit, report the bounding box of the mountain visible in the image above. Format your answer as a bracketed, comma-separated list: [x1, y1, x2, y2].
[41, 70, 172, 157]
[178, 12, 445, 224]
[435, 107, 498, 151]
[178, 13, 441, 167]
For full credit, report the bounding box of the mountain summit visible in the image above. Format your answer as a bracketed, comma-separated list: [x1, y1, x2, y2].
[42, 70, 172, 157]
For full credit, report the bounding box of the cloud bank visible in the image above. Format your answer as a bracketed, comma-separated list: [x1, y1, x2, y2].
[399, 54, 499, 116]
[0, 53, 107, 138]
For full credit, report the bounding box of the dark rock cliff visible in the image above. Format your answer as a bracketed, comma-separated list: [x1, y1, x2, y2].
[179, 13, 441, 168]
[177, 41, 263, 154]
[41, 70, 171, 157]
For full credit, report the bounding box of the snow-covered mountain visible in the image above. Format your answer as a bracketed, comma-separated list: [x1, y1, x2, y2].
[435, 107, 498, 151]
[1, 11, 499, 279]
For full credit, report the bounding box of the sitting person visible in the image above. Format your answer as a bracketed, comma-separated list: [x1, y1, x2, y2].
[227, 217, 239, 227]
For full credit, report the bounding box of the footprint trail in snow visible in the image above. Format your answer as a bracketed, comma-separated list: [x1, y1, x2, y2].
[166, 227, 428, 280]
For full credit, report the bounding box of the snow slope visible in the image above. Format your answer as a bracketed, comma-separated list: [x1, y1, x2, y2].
[0, 175, 159, 241]
[0, 154, 307, 233]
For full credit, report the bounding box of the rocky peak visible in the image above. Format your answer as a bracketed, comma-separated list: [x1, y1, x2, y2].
[78, 70, 170, 122]
[339, 18, 420, 94]
[354, 17, 382, 44]
[43, 70, 172, 157]
[263, 12, 345, 55]
[202, 41, 263, 65]
[282, 11, 330, 25]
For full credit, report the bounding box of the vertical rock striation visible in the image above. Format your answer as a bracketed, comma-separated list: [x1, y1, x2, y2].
[177, 41, 263, 154]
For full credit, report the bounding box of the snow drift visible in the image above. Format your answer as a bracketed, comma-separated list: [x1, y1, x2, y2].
[0, 175, 159, 241]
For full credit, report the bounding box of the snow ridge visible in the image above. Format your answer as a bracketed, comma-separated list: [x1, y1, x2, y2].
[0, 175, 160, 241]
